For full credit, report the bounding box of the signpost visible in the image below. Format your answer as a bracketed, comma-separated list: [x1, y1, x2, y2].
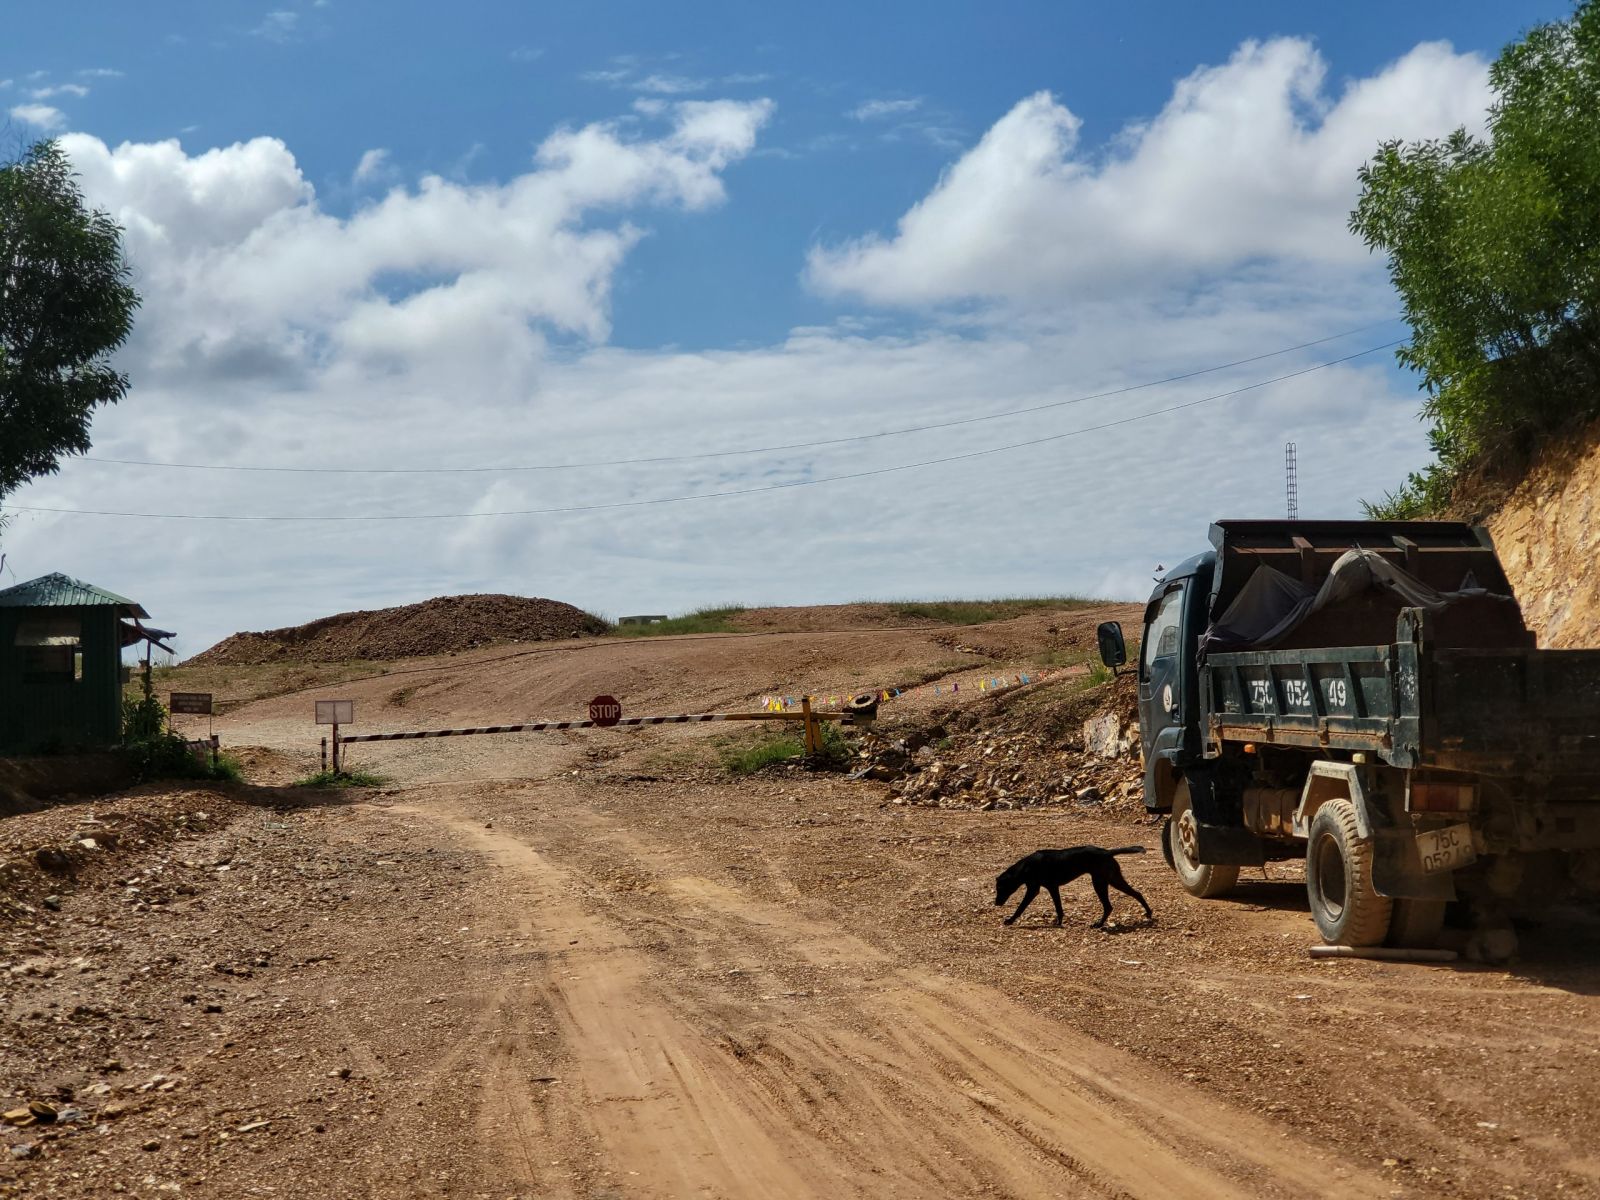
[315, 700, 355, 772]
[588, 695, 622, 727]
[170, 692, 217, 759]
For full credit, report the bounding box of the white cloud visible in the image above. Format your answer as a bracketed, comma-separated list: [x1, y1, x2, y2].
[582, 64, 709, 96]
[634, 73, 708, 96]
[54, 97, 773, 397]
[850, 97, 922, 121]
[0, 80, 13, 90]
[809, 38, 1490, 307]
[77, 68, 125, 79]
[30, 83, 89, 100]
[253, 10, 299, 41]
[5, 293, 1421, 654]
[352, 147, 391, 184]
[510, 47, 544, 63]
[9, 103, 66, 130]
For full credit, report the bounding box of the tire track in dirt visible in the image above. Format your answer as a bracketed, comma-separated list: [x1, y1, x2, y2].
[397, 791, 1392, 1199]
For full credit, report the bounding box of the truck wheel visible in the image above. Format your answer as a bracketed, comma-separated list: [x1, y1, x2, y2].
[1168, 783, 1240, 898]
[1386, 899, 1447, 949]
[1306, 799, 1391, 946]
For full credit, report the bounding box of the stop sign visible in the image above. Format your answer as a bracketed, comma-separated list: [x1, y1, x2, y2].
[588, 695, 622, 727]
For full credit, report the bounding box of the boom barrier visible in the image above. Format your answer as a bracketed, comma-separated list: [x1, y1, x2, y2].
[323, 693, 879, 772]
[337, 709, 857, 743]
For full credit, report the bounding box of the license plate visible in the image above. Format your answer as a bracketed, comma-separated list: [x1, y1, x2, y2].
[1417, 823, 1476, 874]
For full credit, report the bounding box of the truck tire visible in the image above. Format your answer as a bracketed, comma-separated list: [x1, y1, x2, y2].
[1386, 899, 1447, 949]
[1306, 799, 1391, 946]
[1168, 782, 1240, 899]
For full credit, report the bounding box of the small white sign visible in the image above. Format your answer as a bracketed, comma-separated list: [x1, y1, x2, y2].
[315, 700, 354, 726]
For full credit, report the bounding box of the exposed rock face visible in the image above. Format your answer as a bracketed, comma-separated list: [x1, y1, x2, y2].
[1082, 713, 1138, 759]
[1488, 432, 1600, 648]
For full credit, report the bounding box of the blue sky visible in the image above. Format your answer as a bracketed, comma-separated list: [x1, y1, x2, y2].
[1, 2, 1573, 652]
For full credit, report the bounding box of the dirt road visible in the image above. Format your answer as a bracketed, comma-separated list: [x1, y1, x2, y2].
[8, 750, 1600, 1198]
[395, 785, 1383, 1200]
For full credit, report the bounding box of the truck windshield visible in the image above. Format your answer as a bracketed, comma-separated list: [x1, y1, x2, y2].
[1142, 587, 1184, 679]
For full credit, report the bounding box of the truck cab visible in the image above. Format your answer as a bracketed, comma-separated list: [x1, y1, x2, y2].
[1135, 551, 1213, 813]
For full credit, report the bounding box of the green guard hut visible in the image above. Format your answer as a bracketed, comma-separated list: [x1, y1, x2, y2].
[0, 573, 162, 754]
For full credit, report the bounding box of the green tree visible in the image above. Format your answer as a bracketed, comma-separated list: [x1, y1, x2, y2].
[0, 139, 139, 509]
[1351, 1, 1600, 518]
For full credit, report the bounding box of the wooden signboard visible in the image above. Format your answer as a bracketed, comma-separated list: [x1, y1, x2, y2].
[170, 692, 213, 715]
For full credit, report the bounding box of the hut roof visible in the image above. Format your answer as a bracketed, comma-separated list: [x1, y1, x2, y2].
[0, 573, 149, 618]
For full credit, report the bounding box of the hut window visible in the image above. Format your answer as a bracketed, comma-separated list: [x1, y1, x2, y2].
[16, 617, 82, 683]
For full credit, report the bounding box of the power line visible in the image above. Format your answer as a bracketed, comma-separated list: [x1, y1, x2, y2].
[8, 341, 1399, 522]
[77, 319, 1399, 476]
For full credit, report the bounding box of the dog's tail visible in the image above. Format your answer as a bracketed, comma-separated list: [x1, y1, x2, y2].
[1108, 845, 1147, 856]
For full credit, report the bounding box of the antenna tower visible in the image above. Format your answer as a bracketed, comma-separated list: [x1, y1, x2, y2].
[1285, 442, 1299, 520]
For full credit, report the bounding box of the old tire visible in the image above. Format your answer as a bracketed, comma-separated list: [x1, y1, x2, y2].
[1386, 899, 1447, 949]
[1306, 799, 1392, 947]
[1168, 783, 1240, 899]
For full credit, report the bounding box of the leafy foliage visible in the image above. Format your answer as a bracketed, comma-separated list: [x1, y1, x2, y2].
[120, 694, 241, 783]
[1351, 2, 1600, 513]
[0, 140, 139, 503]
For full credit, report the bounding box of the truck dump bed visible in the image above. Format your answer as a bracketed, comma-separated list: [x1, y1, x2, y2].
[1199, 522, 1600, 775]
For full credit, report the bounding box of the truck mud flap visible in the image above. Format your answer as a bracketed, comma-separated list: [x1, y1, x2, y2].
[1193, 822, 1267, 867]
[1372, 828, 1456, 901]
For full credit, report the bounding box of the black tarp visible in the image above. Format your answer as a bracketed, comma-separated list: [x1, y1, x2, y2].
[1200, 548, 1513, 653]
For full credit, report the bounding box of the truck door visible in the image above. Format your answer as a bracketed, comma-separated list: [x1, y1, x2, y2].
[1139, 582, 1187, 762]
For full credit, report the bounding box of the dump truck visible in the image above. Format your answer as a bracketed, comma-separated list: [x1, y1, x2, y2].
[1096, 520, 1600, 953]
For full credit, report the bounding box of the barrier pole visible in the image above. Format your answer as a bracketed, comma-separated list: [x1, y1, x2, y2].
[802, 696, 819, 754]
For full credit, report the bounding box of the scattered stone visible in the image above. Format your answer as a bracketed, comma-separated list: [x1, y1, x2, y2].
[9, 1142, 36, 1161]
[141, 1138, 161, 1151]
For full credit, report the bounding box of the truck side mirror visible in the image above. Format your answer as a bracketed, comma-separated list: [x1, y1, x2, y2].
[1096, 621, 1127, 674]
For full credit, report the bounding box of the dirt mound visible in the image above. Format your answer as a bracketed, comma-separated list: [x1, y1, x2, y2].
[853, 673, 1146, 816]
[189, 594, 608, 666]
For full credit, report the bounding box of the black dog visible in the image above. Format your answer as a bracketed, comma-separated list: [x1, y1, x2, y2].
[994, 846, 1153, 928]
